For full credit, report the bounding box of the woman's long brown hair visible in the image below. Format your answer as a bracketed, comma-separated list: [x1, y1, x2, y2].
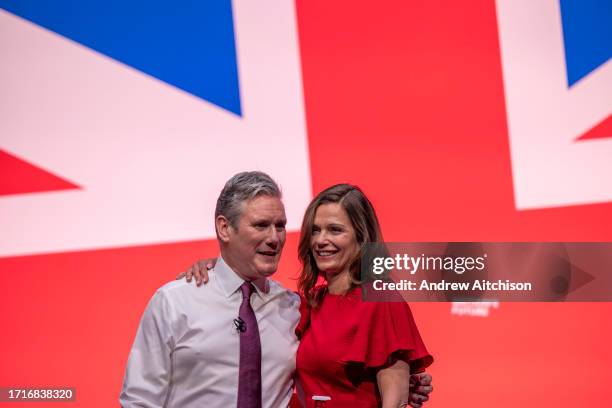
[297, 184, 386, 307]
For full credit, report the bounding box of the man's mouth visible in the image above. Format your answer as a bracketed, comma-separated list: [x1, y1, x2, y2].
[257, 250, 278, 257]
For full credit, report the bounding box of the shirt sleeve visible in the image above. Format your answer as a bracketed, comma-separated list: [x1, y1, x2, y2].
[342, 301, 433, 372]
[120, 290, 176, 407]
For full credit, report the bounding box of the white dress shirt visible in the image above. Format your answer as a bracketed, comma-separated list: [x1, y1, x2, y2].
[120, 257, 301, 407]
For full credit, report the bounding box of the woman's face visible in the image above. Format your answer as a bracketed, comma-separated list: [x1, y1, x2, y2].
[310, 203, 360, 277]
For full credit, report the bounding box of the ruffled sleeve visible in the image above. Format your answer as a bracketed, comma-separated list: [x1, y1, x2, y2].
[342, 301, 433, 372]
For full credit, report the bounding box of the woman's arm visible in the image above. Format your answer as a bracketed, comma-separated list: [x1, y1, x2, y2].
[376, 359, 411, 408]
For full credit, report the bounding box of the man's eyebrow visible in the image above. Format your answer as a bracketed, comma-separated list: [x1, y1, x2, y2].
[249, 216, 287, 224]
[251, 219, 270, 224]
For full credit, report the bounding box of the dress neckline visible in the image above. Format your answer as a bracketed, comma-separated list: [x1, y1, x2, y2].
[323, 285, 361, 298]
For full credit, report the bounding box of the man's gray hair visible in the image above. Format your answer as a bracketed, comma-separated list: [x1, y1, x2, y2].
[215, 171, 282, 228]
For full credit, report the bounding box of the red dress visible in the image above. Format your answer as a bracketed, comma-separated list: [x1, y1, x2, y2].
[295, 287, 433, 408]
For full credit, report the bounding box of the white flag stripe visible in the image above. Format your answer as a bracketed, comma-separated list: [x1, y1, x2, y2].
[0, 1, 311, 257]
[496, 0, 612, 210]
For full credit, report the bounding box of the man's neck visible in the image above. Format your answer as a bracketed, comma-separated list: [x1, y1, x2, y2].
[219, 249, 251, 281]
[219, 249, 270, 292]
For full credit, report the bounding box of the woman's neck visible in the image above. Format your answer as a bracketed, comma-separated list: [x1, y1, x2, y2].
[326, 270, 352, 295]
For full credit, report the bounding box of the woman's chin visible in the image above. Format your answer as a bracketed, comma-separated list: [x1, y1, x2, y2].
[318, 267, 342, 279]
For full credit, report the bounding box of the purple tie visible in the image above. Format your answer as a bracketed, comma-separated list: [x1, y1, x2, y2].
[237, 282, 262, 408]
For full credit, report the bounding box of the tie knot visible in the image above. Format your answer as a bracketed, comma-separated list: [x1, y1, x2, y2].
[240, 281, 255, 299]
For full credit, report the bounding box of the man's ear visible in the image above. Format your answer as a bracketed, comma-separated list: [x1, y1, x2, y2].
[216, 215, 233, 243]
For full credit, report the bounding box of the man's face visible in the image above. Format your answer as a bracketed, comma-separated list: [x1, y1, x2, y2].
[226, 195, 287, 280]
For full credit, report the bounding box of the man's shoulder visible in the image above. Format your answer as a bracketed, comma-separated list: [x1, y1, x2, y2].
[155, 278, 216, 300]
[267, 279, 300, 307]
[267, 279, 294, 295]
[156, 278, 192, 294]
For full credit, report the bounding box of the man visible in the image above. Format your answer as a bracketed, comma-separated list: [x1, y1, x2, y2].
[121, 171, 432, 407]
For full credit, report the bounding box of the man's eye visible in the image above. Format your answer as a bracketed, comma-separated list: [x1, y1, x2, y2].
[312, 227, 320, 235]
[275, 223, 286, 231]
[255, 223, 268, 229]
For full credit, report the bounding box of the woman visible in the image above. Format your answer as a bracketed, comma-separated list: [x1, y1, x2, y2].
[183, 184, 433, 407]
[294, 184, 432, 407]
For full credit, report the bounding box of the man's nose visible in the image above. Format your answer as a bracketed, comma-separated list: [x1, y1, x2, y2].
[265, 227, 280, 248]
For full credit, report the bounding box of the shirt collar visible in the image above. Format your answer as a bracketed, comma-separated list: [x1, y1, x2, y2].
[214, 256, 271, 302]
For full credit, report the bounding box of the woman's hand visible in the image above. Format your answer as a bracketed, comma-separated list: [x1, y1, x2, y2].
[176, 258, 217, 286]
[409, 372, 433, 407]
